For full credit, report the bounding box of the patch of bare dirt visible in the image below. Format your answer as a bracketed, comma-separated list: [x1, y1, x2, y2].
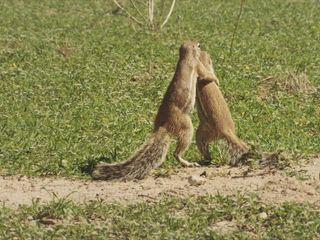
[210, 220, 238, 235]
[0, 157, 319, 208]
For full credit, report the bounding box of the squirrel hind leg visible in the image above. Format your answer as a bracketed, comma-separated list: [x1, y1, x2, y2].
[223, 130, 250, 166]
[173, 127, 200, 167]
[195, 127, 212, 163]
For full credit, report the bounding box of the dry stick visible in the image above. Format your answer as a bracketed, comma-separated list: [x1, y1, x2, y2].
[160, 0, 176, 29]
[113, 0, 143, 26]
[129, 0, 146, 21]
[228, 0, 245, 58]
[135, 0, 147, 7]
[148, 0, 155, 27]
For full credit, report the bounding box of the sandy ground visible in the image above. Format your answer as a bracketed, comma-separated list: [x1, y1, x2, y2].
[0, 158, 319, 208]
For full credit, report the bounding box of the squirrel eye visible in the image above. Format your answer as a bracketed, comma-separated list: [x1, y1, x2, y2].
[197, 43, 201, 48]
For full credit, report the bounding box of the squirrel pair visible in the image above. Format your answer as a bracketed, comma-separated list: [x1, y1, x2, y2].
[92, 41, 249, 181]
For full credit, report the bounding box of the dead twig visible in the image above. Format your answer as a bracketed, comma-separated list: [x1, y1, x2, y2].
[113, 0, 143, 25]
[129, 0, 146, 21]
[148, 0, 154, 27]
[228, 0, 245, 57]
[160, 0, 176, 29]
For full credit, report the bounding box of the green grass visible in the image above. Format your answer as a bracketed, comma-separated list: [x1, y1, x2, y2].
[0, 195, 319, 239]
[0, 0, 320, 176]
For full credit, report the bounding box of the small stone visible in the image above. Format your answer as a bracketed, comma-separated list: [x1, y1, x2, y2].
[259, 212, 268, 219]
[188, 175, 206, 186]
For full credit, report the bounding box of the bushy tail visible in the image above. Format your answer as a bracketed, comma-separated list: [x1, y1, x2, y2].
[92, 128, 170, 181]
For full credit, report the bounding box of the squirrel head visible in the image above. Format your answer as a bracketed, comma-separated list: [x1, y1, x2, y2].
[199, 50, 219, 85]
[179, 41, 201, 59]
[199, 51, 213, 70]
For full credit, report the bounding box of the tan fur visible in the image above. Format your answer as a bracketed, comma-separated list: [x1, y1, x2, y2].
[92, 41, 216, 181]
[196, 51, 249, 166]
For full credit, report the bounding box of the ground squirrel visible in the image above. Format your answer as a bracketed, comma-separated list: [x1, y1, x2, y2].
[92, 41, 217, 180]
[196, 51, 249, 166]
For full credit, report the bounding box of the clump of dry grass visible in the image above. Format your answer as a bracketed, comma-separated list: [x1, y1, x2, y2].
[112, 0, 176, 30]
[258, 71, 317, 100]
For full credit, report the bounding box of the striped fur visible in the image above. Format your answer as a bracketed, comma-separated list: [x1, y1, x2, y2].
[92, 128, 170, 181]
